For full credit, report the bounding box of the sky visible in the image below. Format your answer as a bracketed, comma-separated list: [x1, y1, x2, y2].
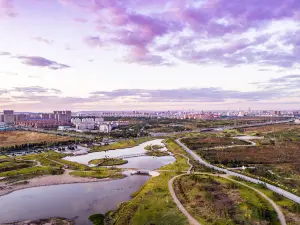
[0, 0, 300, 112]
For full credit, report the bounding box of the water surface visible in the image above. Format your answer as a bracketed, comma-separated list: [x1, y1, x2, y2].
[0, 176, 149, 224]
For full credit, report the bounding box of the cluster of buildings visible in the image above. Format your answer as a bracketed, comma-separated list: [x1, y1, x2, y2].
[0, 110, 72, 129]
[60, 116, 130, 133]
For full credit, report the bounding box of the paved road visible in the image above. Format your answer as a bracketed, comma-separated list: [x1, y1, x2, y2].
[176, 139, 300, 204]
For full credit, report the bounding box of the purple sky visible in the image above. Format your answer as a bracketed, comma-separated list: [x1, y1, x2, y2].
[0, 0, 300, 111]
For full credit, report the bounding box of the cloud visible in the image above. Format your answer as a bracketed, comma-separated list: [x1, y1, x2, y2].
[84, 36, 103, 47]
[0, 71, 18, 75]
[90, 87, 290, 103]
[16, 56, 70, 70]
[12, 86, 62, 94]
[64, 0, 300, 67]
[74, 17, 87, 23]
[0, 51, 11, 56]
[0, 0, 17, 17]
[33, 37, 54, 45]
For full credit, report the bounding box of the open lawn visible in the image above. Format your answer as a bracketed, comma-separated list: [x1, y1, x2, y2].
[0, 131, 73, 148]
[174, 174, 279, 225]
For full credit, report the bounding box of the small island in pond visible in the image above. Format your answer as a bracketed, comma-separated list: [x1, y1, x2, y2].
[88, 158, 128, 166]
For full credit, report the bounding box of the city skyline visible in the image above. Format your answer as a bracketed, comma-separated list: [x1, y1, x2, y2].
[1, 0, 300, 111]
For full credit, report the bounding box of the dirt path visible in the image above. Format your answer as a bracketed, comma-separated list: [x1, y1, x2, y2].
[44, 157, 69, 169]
[167, 153, 200, 225]
[222, 175, 287, 225]
[167, 152, 287, 225]
[168, 174, 201, 225]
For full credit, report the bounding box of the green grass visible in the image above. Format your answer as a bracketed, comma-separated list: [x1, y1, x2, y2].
[0, 166, 64, 177]
[231, 176, 300, 225]
[0, 160, 36, 173]
[70, 169, 123, 179]
[0, 155, 8, 159]
[106, 172, 188, 225]
[88, 158, 128, 166]
[105, 138, 191, 224]
[89, 214, 105, 225]
[144, 144, 164, 150]
[91, 137, 153, 152]
[174, 174, 279, 225]
[146, 150, 170, 157]
[49, 158, 90, 171]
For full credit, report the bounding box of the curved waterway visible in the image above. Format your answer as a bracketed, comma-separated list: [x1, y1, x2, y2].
[64, 139, 175, 170]
[0, 139, 175, 224]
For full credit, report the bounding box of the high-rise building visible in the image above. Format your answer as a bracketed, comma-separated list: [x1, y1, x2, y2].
[3, 110, 15, 124]
[53, 111, 71, 123]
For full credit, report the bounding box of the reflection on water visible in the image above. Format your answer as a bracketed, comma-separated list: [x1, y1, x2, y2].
[116, 156, 175, 170]
[0, 176, 149, 224]
[63, 139, 166, 165]
[0, 139, 176, 224]
[63, 139, 174, 170]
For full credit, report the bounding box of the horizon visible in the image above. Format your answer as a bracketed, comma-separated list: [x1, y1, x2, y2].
[1, 0, 300, 111]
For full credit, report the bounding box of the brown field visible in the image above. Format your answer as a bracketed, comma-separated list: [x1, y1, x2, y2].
[0, 131, 73, 147]
[181, 136, 248, 149]
[244, 123, 300, 133]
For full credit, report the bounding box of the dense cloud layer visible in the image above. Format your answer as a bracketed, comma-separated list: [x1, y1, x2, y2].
[53, 0, 300, 67]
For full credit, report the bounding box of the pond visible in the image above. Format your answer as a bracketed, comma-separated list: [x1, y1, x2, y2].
[0, 139, 176, 224]
[63, 139, 175, 170]
[0, 176, 149, 224]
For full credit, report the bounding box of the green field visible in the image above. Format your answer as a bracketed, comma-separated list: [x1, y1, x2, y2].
[174, 174, 279, 225]
[88, 158, 128, 166]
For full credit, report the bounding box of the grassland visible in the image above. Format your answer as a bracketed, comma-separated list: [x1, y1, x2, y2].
[244, 123, 300, 133]
[144, 144, 164, 150]
[181, 136, 248, 149]
[232, 177, 300, 225]
[70, 168, 123, 179]
[91, 137, 153, 152]
[174, 174, 279, 225]
[182, 128, 300, 194]
[88, 158, 128, 166]
[0, 131, 73, 148]
[104, 139, 191, 224]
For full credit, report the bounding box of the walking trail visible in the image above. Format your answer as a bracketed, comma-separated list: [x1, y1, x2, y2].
[167, 152, 287, 225]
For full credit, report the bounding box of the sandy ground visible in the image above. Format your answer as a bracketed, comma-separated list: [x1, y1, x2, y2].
[0, 170, 111, 197]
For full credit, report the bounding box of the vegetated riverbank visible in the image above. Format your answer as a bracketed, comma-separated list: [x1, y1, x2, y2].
[174, 174, 280, 225]
[91, 137, 153, 152]
[0, 169, 113, 197]
[98, 139, 214, 225]
[231, 176, 300, 225]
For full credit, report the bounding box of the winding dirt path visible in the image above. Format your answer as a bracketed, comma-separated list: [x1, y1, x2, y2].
[167, 153, 201, 225]
[167, 152, 287, 225]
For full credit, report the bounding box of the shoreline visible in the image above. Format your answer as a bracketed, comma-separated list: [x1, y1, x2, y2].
[0, 171, 116, 197]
